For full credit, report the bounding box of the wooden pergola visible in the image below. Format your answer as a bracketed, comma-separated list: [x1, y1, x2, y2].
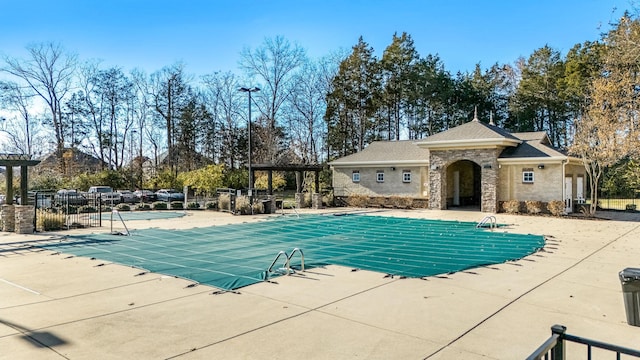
[0, 154, 41, 205]
[251, 163, 325, 194]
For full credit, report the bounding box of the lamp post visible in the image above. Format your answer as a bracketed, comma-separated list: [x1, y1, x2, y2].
[239, 87, 260, 200]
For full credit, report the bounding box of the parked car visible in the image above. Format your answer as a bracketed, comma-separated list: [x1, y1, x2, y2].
[55, 189, 88, 206]
[87, 186, 120, 204]
[156, 189, 185, 202]
[133, 189, 157, 202]
[118, 190, 137, 203]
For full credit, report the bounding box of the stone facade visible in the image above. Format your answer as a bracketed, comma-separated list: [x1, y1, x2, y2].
[428, 148, 502, 213]
[1, 204, 15, 232]
[15, 205, 35, 234]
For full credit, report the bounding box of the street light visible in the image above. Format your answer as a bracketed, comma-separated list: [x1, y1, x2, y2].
[239, 87, 260, 200]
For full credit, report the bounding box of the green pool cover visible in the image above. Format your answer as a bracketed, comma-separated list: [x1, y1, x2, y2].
[94, 211, 186, 221]
[42, 214, 545, 290]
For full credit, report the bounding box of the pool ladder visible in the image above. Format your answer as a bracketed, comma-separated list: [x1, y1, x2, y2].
[110, 210, 130, 236]
[266, 248, 305, 279]
[476, 215, 497, 230]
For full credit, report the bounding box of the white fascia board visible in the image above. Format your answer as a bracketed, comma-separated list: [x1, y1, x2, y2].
[329, 160, 429, 168]
[497, 156, 566, 165]
[415, 138, 521, 149]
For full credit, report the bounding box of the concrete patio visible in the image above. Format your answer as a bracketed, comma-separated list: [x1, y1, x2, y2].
[1, 209, 639, 359]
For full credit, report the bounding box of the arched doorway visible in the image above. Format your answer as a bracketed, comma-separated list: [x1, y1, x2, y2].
[446, 160, 481, 209]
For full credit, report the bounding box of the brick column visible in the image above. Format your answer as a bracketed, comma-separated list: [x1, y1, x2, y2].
[295, 193, 304, 209]
[1, 204, 16, 232]
[15, 205, 35, 234]
[312, 193, 322, 209]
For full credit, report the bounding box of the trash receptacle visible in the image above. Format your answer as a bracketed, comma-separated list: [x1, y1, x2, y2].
[619, 268, 640, 326]
[261, 200, 271, 214]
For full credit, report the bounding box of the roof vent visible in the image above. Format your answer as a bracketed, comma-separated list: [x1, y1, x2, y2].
[489, 111, 495, 126]
[472, 106, 479, 122]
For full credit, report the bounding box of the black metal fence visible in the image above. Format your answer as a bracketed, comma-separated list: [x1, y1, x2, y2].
[527, 325, 640, 360]
[30, 191, 102, 231]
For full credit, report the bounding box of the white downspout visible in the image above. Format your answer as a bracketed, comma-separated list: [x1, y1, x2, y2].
[562, 159, 567, 212]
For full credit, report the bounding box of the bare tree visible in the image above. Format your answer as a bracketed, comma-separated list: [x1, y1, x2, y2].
[1, 42, 77, 168]
[287, 59, 326, 164]
[0, 80, 44, 155]
[239, 36, 306, 163]
[201, 71, 244, 169]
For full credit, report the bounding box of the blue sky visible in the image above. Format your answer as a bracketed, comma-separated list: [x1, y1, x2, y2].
[0, 0, 631, 76]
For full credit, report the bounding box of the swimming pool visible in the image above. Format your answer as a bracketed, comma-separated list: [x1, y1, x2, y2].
[42, 214, 545, 290]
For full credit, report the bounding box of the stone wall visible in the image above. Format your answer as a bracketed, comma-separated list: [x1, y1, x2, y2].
[428, 148, 502, 213]
[15, 205, 35, 234]
[1, 204, 15, 232]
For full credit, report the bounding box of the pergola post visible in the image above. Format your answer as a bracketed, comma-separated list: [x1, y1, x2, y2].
[5, 166, 13, 205]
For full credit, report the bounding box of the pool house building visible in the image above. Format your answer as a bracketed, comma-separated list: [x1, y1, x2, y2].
[329, 114, 586, 213]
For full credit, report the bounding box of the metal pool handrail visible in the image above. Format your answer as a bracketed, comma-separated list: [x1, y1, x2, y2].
[110, 210, 130, 236]
[267, 251, 290, 278]
[476, 215, 496, 230]
[288, 247, 305, 272]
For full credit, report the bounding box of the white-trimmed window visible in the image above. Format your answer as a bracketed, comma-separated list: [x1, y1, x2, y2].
[376, 171, 384, 183]
[522, 169, 534, 183]
[352, 170, 360, 183]
[402, 170, 411, 183]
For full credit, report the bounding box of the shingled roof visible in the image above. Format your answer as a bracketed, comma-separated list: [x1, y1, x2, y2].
[413, 118, 521, 150]
[329, 140, 430, 166]
[500, 132, 566, 159]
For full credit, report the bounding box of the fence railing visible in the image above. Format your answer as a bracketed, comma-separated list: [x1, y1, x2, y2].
[527, 325, 640, 360]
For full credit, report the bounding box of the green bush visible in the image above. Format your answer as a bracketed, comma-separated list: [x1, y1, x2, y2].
[153, 201, 168, 210]
[36, 209, 65, 231]
[187, 201, 200, 209]
[170, 201, 183, 209]
[135, 203, 151, 211]
[205, 200, 218, 210]
[116, 203, 131, 211]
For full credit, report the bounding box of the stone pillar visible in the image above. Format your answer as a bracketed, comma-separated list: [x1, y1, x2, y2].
[295, 193, 304, 209]
[15, 205, 35, 234]
[312, 193, 322, 209]
[1, 204, 16, 232]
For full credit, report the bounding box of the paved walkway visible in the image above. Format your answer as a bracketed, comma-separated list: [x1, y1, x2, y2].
[1, 209, 639, 359]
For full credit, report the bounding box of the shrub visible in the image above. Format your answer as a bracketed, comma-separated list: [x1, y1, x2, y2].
[36, 209, 65, 231]
[218, 193, 231, 211]
[347, 194, 369, 208]
[116, 203, 131, 211]
[524, 200, 543, 214]
[252, 201, 264, 214]
[153, 201, 168, 210]
[235, 195, 251, 215]
[205, 200, 218, 210]
[502, 200, 520, 214]
[170, 201, 183, 210]
[322, 192, 334, 207]
[135, 203, 151, 211]
[187, 202, 200, 210]
[78, 205, 97, 214]
[547, 200, 565, 216]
